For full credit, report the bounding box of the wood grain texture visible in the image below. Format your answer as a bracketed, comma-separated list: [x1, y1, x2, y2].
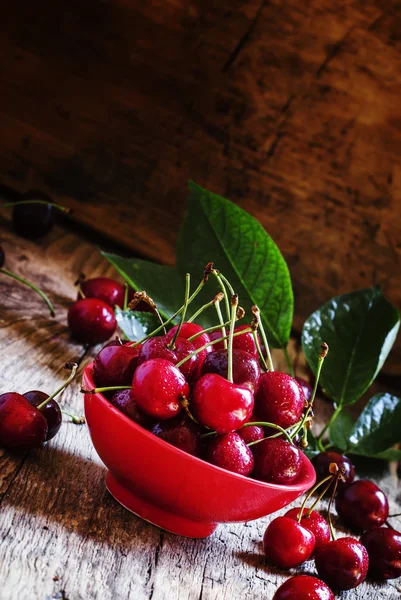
[0, 216, 400, 599]
[0, 0, 401, 372]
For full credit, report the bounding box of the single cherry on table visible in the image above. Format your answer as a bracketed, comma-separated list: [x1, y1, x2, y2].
[23, 390, 62, 441]
[361, 526, 401, 580]
[0, 392, 48, 450]
[335, 479, 389, 531]
[285, 507, 330, 552]
[263, 516, 315, 568]
[315, 537, 369, 590]
[78, 277, 126, 308]
[273, 575, 335, 600]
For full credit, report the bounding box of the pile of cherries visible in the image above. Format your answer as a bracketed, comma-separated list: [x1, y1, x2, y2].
[270, 450, 401, 598]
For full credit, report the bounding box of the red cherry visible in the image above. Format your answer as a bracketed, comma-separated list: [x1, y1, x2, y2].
[273, 575, 335, 600]
[255, 372, 305, 429]
[205, 432, 254, 475]
[361, 526, 401, 580]
[79, 277, 126, 308]
[68, 298, 116, 344]
[93, 343, 142, 387]
[138, 335, 199, 381]
[191, 374, 254, 434]
[151, 414, 202, 457]
[165, 323, 212, 374]
[109, 389, 152, 428]
[263, 516, 315, 568]
[335, 480, 389, 531]
[312, 451, 355, 489]
[295, 376, 313, 402]
[252, 438, 302, 484]
[200, 349, 260, 391]
[210, 325, 261, 357]
[284, 508, 330, 552]
[0, 392, 48, 450]
[23, 391, 62, 441]
[131, 358, 189, 420]
[315, 537, 369, 590]
[237, 419, 265, 444]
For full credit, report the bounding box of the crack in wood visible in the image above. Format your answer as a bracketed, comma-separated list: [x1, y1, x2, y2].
[316, 29, 353, 79]
[148, 530, 164, 599]
[222, 0, 267, 73]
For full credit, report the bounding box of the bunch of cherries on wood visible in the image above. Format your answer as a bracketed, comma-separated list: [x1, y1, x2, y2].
[82, 263, 324, 487]
[270, 451, 401, 598]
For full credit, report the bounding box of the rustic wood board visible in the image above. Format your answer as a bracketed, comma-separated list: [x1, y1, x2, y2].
[0, 0, 401, 372]
[1, 215, 401, 599]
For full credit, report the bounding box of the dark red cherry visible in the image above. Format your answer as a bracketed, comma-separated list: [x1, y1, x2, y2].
[361, 526, 401, 580]
[273, 575, 334, 600]
[23, 390, 62, 441]
[312, 451, 355, 489]
[200, 349, 260, 391]
[191, 374, 254, 434]
[0, 244, 5, 268]
[93, 343, 142, 387]
[109, 389, 152, 428]
[165, 323, 212, 374]
[206, 432, 254, 475]
[335, 480, 389, 531]
[315, 537, 369, 590]
[263, 516, 315, 568]
[12, 199, 55, 239]
[285, 508, 330, 552]
[295, 376, 313, 402]
[68, 298, 117, 345]
[151, 414, 202, 457]
[138, 335, 199, 380]
[252, 438, 302, 484]
[210, 325, 261, 357]
[255, 372, 305, 429]
[79, 277, 126, 308]
[0, 392, 48, 450]
[237, 419, 265, 444]
[131, 358, 189, 420]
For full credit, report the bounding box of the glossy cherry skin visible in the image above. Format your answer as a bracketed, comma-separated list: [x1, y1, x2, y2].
[312, 451, 355, 489]
[285, 508, 330, 552]
[151, 415, 202, 457]
[0, 244, 5, 268]
[109, 389, 152, 429]
[191, 374, 254, 434]
[252, 438, 302, 484]
[165, 323, 212, 374]
[315, 537, 369, 590]
[273, 575, 335, 600]
[237, 421, 265, 444]
[68, 298, 117, 345]
[361, 526, 401, 580]
[200, 349, 260, 392]
[335, 480, 389, 531]
[210, 325, 261, 357]
[79, 277, 126, 308]
[131, 358, 189, 420]
[12, 201, 54, 239]
[255, 372, 305, 429]
[0, 392, 48, 450]
[263, 516, 315, 568]
[23, 390, 62, 441]
[138, 335, 199, 381]
[93, 343, 142, 387]
[206, 432, 254, 475]
[295, 376, 313, 402]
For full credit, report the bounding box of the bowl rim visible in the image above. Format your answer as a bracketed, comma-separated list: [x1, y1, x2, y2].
[83, 362, 316, 493]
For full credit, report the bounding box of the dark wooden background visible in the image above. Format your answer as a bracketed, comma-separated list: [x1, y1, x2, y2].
[1, 0, 401, 371]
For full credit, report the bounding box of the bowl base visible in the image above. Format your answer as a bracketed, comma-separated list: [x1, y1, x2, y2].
[106, 472, 218, 538]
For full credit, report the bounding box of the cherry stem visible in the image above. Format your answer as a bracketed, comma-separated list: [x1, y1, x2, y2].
[168, 273, 190, 349]
[187, 320, 231, 342]
[327, 475, 339, 541]
[252, 329, 269, 371]
[227, 294, 238, 383]
[212, 270, 230, 319]
[175, 327, 252, 368]
[3, 199, 72, 214]
[251, 306, 274, 372]
[36, 362, 78, 411]
[61, 409, 85, 424]
[81, 385, 130, 394]
[0, 268, 55, 317]
[245, 422, 294, 445]
[388, 513, 401, 518]
[187, 299, 215, 323]
[297, 474, 334, 523]
[291, 342, 329, 441]
[306, 477, 335, 517]
[283, 347, 294, 377]
[215, 294, 228, 350]
[123, 284, 129, 311]
[179, 395, 200, 425]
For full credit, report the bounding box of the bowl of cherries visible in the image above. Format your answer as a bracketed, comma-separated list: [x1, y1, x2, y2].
[82, 267, 317, 538]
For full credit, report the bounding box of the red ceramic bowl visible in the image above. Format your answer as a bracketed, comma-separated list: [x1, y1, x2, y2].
[83, 364, 316, 538]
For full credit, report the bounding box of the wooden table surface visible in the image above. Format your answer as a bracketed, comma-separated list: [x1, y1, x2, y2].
[1, 212, 401, 600]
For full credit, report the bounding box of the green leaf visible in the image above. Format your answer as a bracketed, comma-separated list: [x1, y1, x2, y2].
[303, 430, 319, 459]
[302, 287, 399, 406]
[102, 252, 184, 322]
[348, 393, 401, 455]
[329, 409, 354, 452]
[372, 448, 401, 461]
[176, 181, 293, 348]
[114, 307, 162, 341]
